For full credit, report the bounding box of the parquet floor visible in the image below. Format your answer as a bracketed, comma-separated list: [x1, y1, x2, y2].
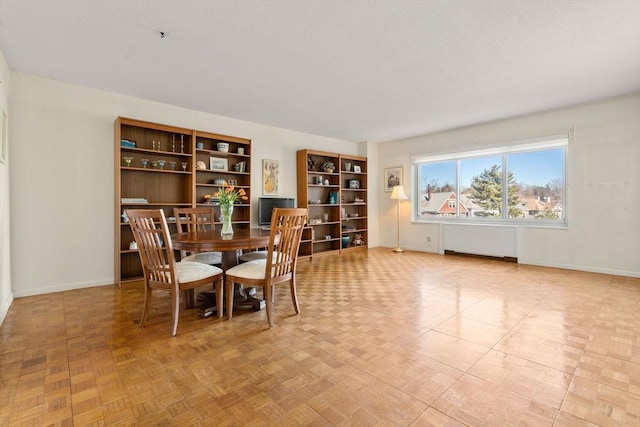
[1, 248, 639, 426]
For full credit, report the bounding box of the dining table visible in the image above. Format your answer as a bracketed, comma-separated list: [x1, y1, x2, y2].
[171, 227, 274, 317]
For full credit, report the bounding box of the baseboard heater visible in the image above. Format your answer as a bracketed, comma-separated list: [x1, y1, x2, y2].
[443, 224, 518, 263]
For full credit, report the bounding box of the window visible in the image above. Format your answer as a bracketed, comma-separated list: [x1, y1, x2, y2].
[414, 137, 567, 225]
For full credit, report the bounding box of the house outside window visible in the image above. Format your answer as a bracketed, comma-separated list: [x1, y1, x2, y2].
[413, 136, 567, 225]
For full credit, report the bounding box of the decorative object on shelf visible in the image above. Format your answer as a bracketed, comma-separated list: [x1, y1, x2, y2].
[308, 156, 315, 171]
[309, 199, 321, 204]
[353, 165, 362, 173]
[352, 233, 365, 246]
[123, 156, 133, 167]
[121, 211, 129, 223]
[157, 160, 165, 170]
[181, 162, 188, 171]
[342, 236, 351, 248]
[214, 185, 248, 235]
[196, 141, 204, 149]
[323, 179, 329, 186]
[384, 166, 403, 192]
[172, 135, 176, 152]
[180, 135, 185, 153]
[210, 157, 228, 171]
[316, 176, 323, 184]
[263, 159, 279, 195]
[321, 160, 335, 173]
[342, 208, 347, 218]
[196, 160, 207, 170]
[213, 178, 226, 185]
[217, 142, 229, 152]
[344, 162, 352, 171]
[120, 138, 136, 148]
[323, 213, 329, 222]
[390, 185, 409, 253]
[237, 147, 245, 155]
[349, 179, 360, 189]
[129, 241, 138, 250]
[329, 191, 339, 205]
[169, 161, 176, 170]
[141, 158, 149, 168]
[228, 179, 238, 186]
[234, 160, 247, 172]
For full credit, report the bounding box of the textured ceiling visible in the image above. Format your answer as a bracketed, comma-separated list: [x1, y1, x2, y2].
[1, 0, 639, 143]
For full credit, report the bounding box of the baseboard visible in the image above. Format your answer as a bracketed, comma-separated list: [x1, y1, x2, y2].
[0, 292, 14, 327]
[444, 249, 518, 263]
[519, 259, 640, 279]
[12, 279, 113, 298]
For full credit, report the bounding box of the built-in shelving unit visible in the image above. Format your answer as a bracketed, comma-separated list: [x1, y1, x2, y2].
[296, 149, 367, 258]
[115, 117, 251, 286]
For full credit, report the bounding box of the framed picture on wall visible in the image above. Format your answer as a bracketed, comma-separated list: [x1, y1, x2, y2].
[263, 159, 279, 195]
[384, 166, 402, 192]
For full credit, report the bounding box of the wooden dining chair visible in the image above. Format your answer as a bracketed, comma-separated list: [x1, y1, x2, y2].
[224, 208, 308, 327]
[173, 207, 222, 267]
[127, 209, 224, 336]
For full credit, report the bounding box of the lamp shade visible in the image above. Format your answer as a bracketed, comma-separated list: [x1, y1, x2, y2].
[390, 185, 408, 200]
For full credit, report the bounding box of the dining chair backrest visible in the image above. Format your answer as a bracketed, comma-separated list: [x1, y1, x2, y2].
[127, 209, 178, 288]
[264, 208, 308, 284]
[173, 207, 216, 233]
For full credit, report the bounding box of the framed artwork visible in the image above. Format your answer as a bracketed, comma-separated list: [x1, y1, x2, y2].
[263, 159, 279, 195]
[353, 165, 361, 173]
[0, 110, 7, 164]
[227, 179, 238, 186]
[349, 179, 360, 189]
[384, 166, 402, 192]
[209, 157, 228, 171]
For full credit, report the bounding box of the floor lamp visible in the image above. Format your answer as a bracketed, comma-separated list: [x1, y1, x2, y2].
[390, 185, 408, 253]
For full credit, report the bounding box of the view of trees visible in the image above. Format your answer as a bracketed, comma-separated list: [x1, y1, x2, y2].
[468, 164, 521, 217]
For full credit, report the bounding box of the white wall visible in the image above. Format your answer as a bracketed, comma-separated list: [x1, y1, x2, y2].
[378, 94, 640, 278]
[0, 51, 12, 324]
[9, 72, 360, 297]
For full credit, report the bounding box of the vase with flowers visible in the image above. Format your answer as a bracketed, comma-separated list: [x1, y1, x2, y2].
[214, 185, 248, 235]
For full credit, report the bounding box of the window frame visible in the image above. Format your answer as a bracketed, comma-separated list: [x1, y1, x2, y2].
[411, 135, 568, 227]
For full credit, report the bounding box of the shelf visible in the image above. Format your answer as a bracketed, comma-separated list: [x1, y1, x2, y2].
[122, 167, 191, 174]
[120, 146, 192, 157]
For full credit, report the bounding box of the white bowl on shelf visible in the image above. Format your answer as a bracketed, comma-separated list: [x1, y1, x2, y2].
[217, 142, 229, 152]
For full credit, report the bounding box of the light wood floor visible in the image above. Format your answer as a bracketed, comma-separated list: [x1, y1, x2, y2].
[1, 248, 639, 426]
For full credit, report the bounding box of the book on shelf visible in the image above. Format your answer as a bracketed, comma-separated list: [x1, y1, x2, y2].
[121, 197, 148, 203]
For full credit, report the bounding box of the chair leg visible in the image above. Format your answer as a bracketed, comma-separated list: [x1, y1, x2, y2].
[225, 280, 234, 320]
[170, 288, 180, 337]
[265, 284, 273, 328]
[290, 276, 300, 314]
[140, 286, 153, 328]
[185, 289, 195, 309]
[214, 276, 223, 320]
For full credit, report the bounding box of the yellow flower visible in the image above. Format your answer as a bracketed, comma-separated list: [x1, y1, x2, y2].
[214, 185, 248, 207]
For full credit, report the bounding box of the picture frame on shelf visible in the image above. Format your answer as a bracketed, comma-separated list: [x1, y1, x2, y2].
[263, 159, 279, 195]
[210, 157, 228, 171]
[227, 179, 238, 186]
[353, 165, 361, 173]
[349, 179, 360, 189]
[384, 166, 402, 192]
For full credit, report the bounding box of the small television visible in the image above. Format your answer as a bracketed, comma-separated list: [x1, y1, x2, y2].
[258, 197, 295, 227]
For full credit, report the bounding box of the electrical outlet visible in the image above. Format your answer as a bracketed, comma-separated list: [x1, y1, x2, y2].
[427, 236, 431, 242]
